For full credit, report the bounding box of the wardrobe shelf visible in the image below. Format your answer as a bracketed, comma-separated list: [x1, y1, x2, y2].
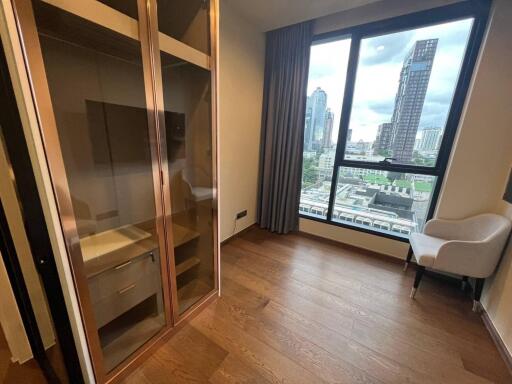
[175, 257, 200, 276]
[172, 223, 200, 248]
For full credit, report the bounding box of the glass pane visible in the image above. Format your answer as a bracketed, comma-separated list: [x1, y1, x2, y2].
[345, 19, 473, 165]
[300, 38, 351, 219]
[157, 0, 210, 54]
[97, 0, 139, 19]
[160, 52, 215, 315]
[333, 167, 437, 237]
[32, 1, 165, 373]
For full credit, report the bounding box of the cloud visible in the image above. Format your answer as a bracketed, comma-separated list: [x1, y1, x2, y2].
[305, 17, 474, 143]
[359, 32, 413, 65]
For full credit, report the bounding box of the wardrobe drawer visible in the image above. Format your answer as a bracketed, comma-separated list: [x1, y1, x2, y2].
[88, 250, 158, 305]
[92, 272, 160, 328]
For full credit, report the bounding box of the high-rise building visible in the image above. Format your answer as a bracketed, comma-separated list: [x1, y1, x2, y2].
[418, 127, 442, 151]
[304, 99, 312, 150]
[373, 123, 393, 155]
[347, 128, 353, 142]
[322, 108, 334, 148]
[390, 39, 438, 162]
[304, 87, 327, 151]
[318, 150, 336, 179]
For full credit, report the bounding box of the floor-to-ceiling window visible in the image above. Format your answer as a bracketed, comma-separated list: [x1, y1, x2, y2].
[299, 2, 489, 240]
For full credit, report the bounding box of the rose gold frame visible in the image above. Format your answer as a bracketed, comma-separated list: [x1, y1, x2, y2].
[9, 0, 219, 382]
[147, 0, 220, 326]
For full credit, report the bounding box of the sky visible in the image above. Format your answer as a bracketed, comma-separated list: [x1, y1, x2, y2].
[306, 18, 474, 143]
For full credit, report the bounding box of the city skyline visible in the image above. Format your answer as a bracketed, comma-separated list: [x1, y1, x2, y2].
[308, 18, 473, 143]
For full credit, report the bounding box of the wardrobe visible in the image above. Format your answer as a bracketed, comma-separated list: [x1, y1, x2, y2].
[11, 0, 219, 382]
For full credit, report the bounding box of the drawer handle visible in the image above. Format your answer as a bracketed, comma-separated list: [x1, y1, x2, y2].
[115, 260, 133, 270]
[118, 284, 136, 295]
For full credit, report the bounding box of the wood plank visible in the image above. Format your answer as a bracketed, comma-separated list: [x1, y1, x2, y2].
[172, 224, 200, 248]
[159, 33, 211, 71]
[178, 279, 212, 314]
[220, 262, 491, 384]
[119, 228, 510, 384]
[227, 238, 490, 343]
[176, 257, 200, 276]
[42, 0, 139, 41]
[209, 354, 272, 384]
[191, 304, 329, 384]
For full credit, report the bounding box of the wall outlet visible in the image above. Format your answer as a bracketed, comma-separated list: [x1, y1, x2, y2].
[236, 210, 247, 220]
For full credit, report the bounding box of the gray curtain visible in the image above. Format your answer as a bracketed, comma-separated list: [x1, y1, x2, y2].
[257, 21, 313, 234]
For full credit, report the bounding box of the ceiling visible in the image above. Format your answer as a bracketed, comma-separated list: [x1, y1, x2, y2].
[223, 0, 382, 32]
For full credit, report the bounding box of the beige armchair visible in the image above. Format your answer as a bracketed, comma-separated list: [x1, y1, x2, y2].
[405, 213, 511, 311]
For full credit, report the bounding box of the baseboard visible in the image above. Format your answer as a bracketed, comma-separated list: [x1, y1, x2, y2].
[220, 223, 257, 246]
[297, 230, 404, 265]
[481, 309, 512, 375]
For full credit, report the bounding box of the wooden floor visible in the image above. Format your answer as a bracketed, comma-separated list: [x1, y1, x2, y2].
[123, 227, 511, 384]
[0, 327, 45, 383]
[0, 325, 69, 383]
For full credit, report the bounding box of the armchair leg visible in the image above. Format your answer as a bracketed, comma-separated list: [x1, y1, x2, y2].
[410, 266, 425, 299]
[473, 278, 485, 312]
[461, 276, 468, 291]
[404, 246, 413, 272]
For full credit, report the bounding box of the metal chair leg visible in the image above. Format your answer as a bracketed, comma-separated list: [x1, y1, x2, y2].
[473, 278, 485, 312]
[461, 276, 468, 291]
[404, 246, 413, 272]
[410, 266, 425, 299]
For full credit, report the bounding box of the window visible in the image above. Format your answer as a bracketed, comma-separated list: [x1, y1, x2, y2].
[346, 19, 472, 166]
[300, 38, 351, 219]
[333, 168, 436, 234]
[299, 2, 489, 240]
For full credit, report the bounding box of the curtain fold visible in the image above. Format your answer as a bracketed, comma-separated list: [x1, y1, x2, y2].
[257, 21, 313, 234]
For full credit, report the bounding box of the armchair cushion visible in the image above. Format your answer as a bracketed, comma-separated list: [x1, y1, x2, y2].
[409, 233, 446, 267]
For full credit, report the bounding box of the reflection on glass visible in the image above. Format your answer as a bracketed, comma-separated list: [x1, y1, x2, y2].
[33, 1, 164, 373]
[345, 19, 473, 165]
[97, 0, 139, 19]
[160, 51, 215, 315]
[157, 0, 211, 54]
[299, 38, 351, 219]
[329, 167, 436, 236]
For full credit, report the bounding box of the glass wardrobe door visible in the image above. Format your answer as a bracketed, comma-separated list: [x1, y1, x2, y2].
[160, 50, 215, 315]
[30, 0, 166, 373]
[157, 0, 211, 54]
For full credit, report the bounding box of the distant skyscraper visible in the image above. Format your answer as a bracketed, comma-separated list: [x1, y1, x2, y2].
[304, 87, 327, 151]
[304, 99, 312, 150]
[418, 127, 442, 151]
[390, 39, 438, 162]
[373, 123, 393, 155]
[347, 129, 352, 143]
[323, 109, 334, 148]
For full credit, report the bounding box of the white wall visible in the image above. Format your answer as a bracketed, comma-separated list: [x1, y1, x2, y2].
[218, 0, 265, 241]
[459, 0, 512, 357]
[313, 0, 460, 35]
[436, 0, 512, 220]
[484, 203, 512, 355]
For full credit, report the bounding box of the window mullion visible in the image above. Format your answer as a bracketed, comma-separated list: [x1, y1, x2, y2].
[327, 35, 361, 221]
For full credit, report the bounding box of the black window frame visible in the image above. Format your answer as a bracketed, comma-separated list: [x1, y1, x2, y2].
[299, 0, 492, 242]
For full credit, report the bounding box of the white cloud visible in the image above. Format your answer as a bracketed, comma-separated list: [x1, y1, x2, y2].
[306, 17, 474, 143]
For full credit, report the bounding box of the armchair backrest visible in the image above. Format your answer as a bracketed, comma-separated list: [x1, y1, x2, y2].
[461, 214, 511, 241]
[434, 214, 511, 278]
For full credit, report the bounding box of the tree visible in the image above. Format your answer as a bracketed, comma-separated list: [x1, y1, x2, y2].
[302, 157, 318, 186]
